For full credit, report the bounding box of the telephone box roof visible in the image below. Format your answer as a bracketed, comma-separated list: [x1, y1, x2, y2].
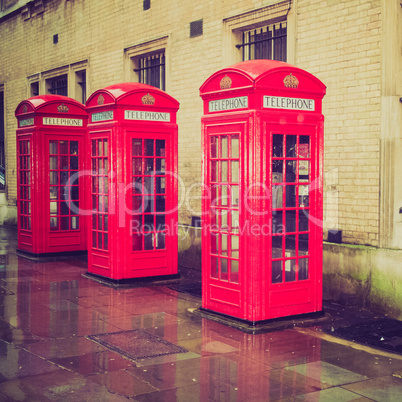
[200, 59, 326, 97]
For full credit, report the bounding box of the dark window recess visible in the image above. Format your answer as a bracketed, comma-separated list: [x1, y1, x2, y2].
[190, 19, 203, 38]
[237, 22, 287, 62]
[134, 53, 165, 91]
[143, 0, 150, 10]
[53, 34, 58, 44]
[31, 82, 39, 97]
[78, 71, 86, 104]
[48, 75, 68, 96]
[191, 216, 201, 227]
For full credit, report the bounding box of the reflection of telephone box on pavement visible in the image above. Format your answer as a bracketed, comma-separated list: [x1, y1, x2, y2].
[85, 83, 179, 281]
[200, 60, 326, 322]
[15, 95, 88, 257]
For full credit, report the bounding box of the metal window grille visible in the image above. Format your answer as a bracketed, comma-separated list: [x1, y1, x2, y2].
[190, 19, 203, 38]
[48, 75, 68, 96]
[237, 22, 287, 62]
[134, 53, 165, 91]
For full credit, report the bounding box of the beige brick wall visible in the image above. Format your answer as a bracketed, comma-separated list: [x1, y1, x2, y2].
[297, 0, 382, 246]
[0, 0, 397, 248]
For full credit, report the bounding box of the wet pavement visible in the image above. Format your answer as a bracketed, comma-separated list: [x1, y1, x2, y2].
[1, 226, 402, 401]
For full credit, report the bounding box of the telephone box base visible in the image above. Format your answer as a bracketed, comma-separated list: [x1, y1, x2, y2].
[16, 249, 87, 262]
[83, 272, 180, 289]
[189, 307, 327, 334]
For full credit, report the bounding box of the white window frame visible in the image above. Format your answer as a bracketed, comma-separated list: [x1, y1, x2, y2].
[124, 36, 169, 91]
[223, 0, 295, 67]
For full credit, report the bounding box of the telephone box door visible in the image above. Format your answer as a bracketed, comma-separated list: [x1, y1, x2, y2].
[267, 123, 323, 318]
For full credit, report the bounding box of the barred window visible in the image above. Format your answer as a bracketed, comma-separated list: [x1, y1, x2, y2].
[47, 74, 68, 96]
[134, 52, 165, 90]
[238, 22, 287, 62]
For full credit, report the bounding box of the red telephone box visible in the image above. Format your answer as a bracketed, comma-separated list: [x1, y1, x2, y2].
[15, 95, 88, 257]
[85, 83, 179, 281]
[200, 60, 326, 322]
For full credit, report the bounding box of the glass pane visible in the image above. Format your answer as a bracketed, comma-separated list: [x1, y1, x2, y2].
[286, 161, 296, 182]
[49, 156, 58, 170]
[70, 156, 78, 170]
[92, 231, 97, 248]
[285, 259, 296, 282]
[273, 134, 283, 157]
[210, 137, 217, 158]
[133, 139, 142, 156]
[285, 235, 296, 257]
[231, 210, 239, 233]
[299, 185, 309, 207]
[299, 160, 310, 179]
[299, 136, 310, 158]
[50, 187, 58, 200]
[104, 215, 108, 231]
[156, 140, 165, 156]
[133, 159, 142, 175]
[61, 202, 69, 215]
[92, 140, 96, 156]
[221, 258, 228, 280]
[145, 139, 154, 156]
[220, 210, 228, 230]
[144, 233, 153, 250]
[272, 185, 283, 209]
[221, 161, 228, 182]
[49, 141, 58, 155]
[103, 233, 108, 250]
[211, 256, 219, 278]
[211, 233, 218, 254]
[231, 186, 239, 206]
[299, 211, 309, 232]
[155, 177, 165, 194]
[70, 141, 78, 155]
[272, 261, 282, 283]
[221, 186, 228, 206]
[71, 216, 78, 230]
[144, 196, 154, 213]
[50, 202, 58, 214]
[60, 155, 69, 170]
[60, 141, 69, 154]
[286, 185, 296, 208]
[103, 140, 108, 156]
[272, 211, 283, 234]
[98, 140, 103, 156]
[231, 161, 239, 183]
[144, 176, 153, 193]
[286, 211, 296, 233]
[50, 172, 58, 185]
[156, 158, 165, 173]
[211, 161, 217, 182]
[231, 260, 239, 283]
[156, 232, 165, 249]
[143, 214, 154, 231]
[272, 236, 282, 259]
[299, 233, 309, 256]
[286, 135, 297, 157]
[221, 136, 228, 158]
[146, 158, 153, 173]
[231, 135, 239, 158]
[299, 258, 309, 280]
[272, 161, 283, 182]
[221, 234, 228, 256]
[231, 235, 239, 258]
[155, 196, 165, 212]
[156, 215, 165, 231]
[50, 217, 58, 230]
[60, 216, 69, 230]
